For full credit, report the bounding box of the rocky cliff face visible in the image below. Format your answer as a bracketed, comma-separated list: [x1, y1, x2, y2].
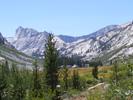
[61, 21, 133, 62]
[7, 26, 66, 58]
[7, 21, 133, 62]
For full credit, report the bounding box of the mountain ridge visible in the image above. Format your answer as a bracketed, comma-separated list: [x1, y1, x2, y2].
[6, 21, 133, 63]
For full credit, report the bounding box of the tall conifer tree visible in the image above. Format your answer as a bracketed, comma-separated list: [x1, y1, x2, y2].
[44, 34, 59, 91]
[33, 59, 41, 97]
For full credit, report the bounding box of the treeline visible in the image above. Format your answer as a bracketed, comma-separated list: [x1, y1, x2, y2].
[58, 55, 85, 67]
[58, 55, 103, 67]
[0, 61, 85, 100]
[0, 62, 32, 100]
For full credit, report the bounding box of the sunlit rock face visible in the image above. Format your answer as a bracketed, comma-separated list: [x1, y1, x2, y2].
[7, 21, 133, 62]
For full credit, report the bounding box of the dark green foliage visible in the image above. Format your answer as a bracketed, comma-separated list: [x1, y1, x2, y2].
[44, 34, 60, 91]
[9, 63, 26, 100]
[92, 66, 98, 79]
[62, 66, 69, 90]
[32, 59, 41, 97]
[105, 60, 133, 99]
[127, 61, 133, 77]
[4, 60, 10, 76]
[58, 55, 85, 67]
[72, 70, 80, 89]
[0, 63, 7, 100]
[89, 60, 102, 79]
[88, 60, 103, 67]
[112, 60, 119, 85]
[0, 61, 28, 100]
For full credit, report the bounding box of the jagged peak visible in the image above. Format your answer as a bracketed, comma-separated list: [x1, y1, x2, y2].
[16, 26, 38, 34]
[15, 26, 49, 38]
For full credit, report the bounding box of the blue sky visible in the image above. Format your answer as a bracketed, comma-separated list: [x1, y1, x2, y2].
[0, 0, 133, 37]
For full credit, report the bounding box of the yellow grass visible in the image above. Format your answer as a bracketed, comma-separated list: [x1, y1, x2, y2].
[69, 67, 92, 76]
[69, 66, 112, 76]
[59, 66, 113, 79]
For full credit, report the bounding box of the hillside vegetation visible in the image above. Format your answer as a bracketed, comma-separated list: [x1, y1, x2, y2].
[0, 44, 33, 68]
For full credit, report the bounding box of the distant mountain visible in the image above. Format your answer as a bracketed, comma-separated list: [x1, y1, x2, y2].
[61, 21, 133, 63]
[58, 35, 77, 43]
[7, 21, 133, 64]
[76, 25, 120, 40]
[7, 26, 66, 58]
[59, 25, 120, 42]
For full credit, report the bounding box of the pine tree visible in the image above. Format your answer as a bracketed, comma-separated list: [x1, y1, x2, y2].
[63, 66, 69, 90]
[89, 60, 102, 79]
[10, 63, 26, 100]
[92, 66, 98, 79]
[0, 61, 11, 100]
[32, 59, 41, 97]
[0, 63, 7, 99]
[112, 60, 119, 85]
[44, 34, 59, 91]
[4, 60, 10, 76]
[72, 70, 80, 89]
[127, 61, 133, 77]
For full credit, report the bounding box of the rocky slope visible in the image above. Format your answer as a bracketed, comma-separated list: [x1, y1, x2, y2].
[7, 21, 133, 63]
[0, 33, 33, 68]
[61, 21, 133, 63]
